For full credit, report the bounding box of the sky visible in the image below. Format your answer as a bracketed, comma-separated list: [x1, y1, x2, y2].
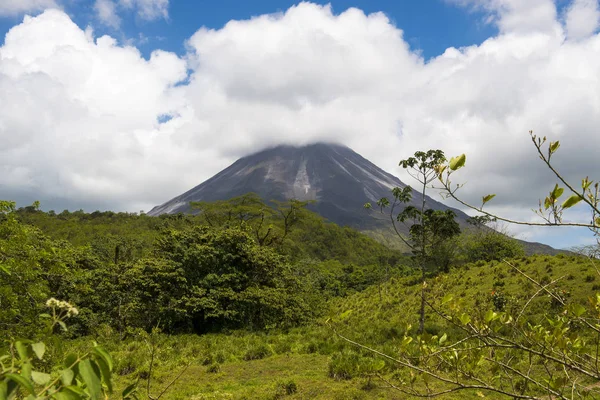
[0, 0, 599, 249]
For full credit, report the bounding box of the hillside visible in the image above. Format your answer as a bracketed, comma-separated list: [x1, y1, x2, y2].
[85, 253, 594, 399]
[3, 198, 596, 399]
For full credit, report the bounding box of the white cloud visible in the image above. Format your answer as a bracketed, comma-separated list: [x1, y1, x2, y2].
[0, 9, 188, 211]
[94, 0, 120, 29]
[119, 0, 168, 21]
[0, 0, 58, 16]
[564, 0, 600, 40]
[0, 2, 599, 246]
[449, 0, 562, 35]
[93, 0, 168, 28]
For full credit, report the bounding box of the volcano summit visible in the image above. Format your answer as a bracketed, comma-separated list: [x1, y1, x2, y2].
[148, 143, 471, 230]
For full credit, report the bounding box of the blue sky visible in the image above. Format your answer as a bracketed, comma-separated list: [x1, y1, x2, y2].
[0, 0, 599, 249]
[0, 1, 499, 60]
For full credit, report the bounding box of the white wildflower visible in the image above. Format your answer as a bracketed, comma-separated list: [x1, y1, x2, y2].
[67, 307, 79, 317]
[46, 298, 60, 308]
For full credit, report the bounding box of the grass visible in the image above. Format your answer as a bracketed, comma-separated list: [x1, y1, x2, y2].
[67, 253, 597, 399]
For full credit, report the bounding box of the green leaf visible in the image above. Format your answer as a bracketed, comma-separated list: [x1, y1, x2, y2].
[52, 389, 81, 400]
[449, 154, 466, 171]
[595, 217, 600, 226]
[482, 194, 496, 205]
[484, 310, 498, 324]
[59, 368, 75, 387]
[5, 373, 34, 395]
[441, 294, 453, 305]
[62, 386, 86, 395]
[53, 386, 87, 400]
[79, 359, 102, 400]
[31, 371, 52, 386]
[571, 304, 586, 318]
[58, 320, 68, 332]
[549, 141, 560, 154]
[562, 194, 582, 209]
[372, 360, 385, 371]
[0, 381, 7, 400]
[95, 357, 113, 394]
[0, 264, 10, 275]
[339, 309, 353, 321]
[64, 353, 78, 369]
[439, 333, 448, 345]
[15, 341, 30, 361]
[459, 314, 471, 326]
[31, 342, 46, 360]
[582, 177, 593, 190]
[551, 184, 564, 200]
[92, 346, 113, 372]
[21, 362, 32, 380]
[121, 382, 138, 399]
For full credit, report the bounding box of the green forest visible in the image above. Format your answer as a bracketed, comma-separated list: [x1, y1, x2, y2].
[2, 140, 600, 400]
[2, 191, 597, 399]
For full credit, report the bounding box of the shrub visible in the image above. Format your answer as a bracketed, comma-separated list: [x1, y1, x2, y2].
[459, 231, 525, 263]
[207, 363, 221, 373]
[273, 380, 298, 398]
[328, 350, 361, 380]
[243, 344, 273, 361]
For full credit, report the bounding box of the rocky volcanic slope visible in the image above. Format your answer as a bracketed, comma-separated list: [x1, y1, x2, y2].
[148, 143, 471, 230]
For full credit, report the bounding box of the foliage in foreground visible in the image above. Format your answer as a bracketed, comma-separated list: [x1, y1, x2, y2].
[336, 132, 600, 399]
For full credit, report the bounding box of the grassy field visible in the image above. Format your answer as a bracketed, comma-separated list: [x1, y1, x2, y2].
[63, 253, 598, 399]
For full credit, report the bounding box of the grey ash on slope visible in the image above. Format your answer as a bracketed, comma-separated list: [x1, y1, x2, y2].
[148, 143, 471, 230]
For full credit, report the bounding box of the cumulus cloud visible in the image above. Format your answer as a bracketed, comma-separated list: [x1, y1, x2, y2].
[94, 0, 120, 28]
[0, 2, 599, 247]
[448, 0, 562, 34]
[564, 0, 600, 40]
[119, 0, 169, 21]
[0, 0, 58, 16]
[0, 9, 188, 211]
[93, 0, 169, 28]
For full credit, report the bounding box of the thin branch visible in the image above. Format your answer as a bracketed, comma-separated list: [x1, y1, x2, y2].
[330, 324, 541, 399]
[516, 276, 565, 323]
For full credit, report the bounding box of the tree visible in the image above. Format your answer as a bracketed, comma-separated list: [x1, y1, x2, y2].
[94, 225, 318, 333]
[334, 132, 600, 398]
[365, 150, 461, 334]
[190, 193, 309, 247]
[0, 201, 74, 338]
[459, 216, 525, 263]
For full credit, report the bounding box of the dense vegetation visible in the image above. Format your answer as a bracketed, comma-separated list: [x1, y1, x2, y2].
[0, 190, 551, 399]
[3, 137, 594, 400]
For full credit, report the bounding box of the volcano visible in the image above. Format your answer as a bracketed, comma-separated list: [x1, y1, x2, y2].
[147, 142, 471, 230]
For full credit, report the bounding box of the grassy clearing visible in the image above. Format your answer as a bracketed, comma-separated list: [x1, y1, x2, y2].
[67, 254, 596, 399]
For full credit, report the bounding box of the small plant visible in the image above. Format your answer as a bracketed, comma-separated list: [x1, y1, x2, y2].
[206, 363, 221, 373]
[0, 298, 138, 400]
[243, 344, 273, 361]
[328, 350, 361, 380]
[490, 290, 507, 311]
[549, 288, 570, 309]
[273, 379, 298, 398]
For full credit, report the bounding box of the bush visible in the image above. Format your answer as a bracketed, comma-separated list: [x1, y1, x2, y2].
[206, 363, 221, 373]
[273, 380, 298, 398]
[328, 350, 361, 380]
[243, 343, 273, 361]
[459, 231, 525, 263]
